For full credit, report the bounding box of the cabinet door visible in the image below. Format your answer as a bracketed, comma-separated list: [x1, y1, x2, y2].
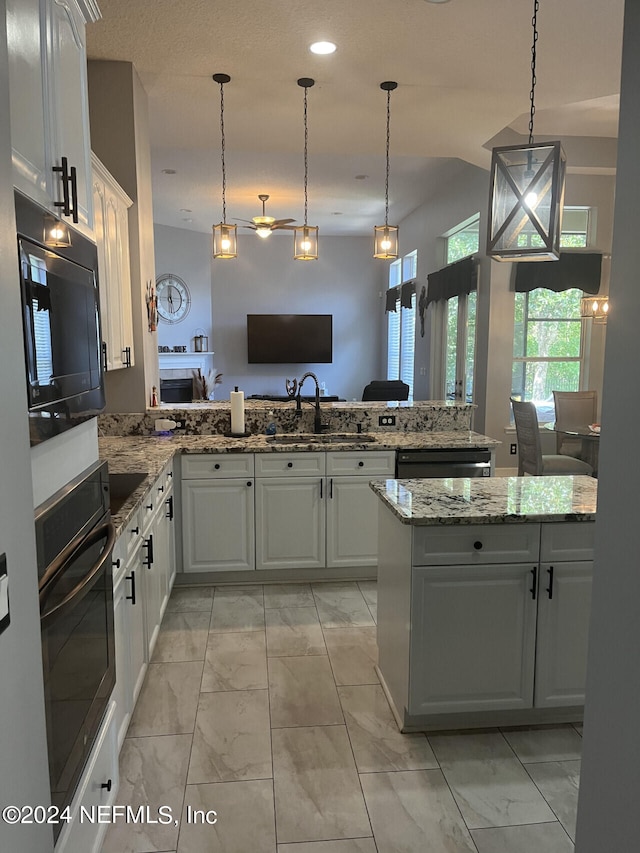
[112, 574, 131, 750]
[104, 189, 133, 369]
[92, 175, 112, 368]
[182, 479, 255, 572]
[142, 528, 163, 658]
[534, 561, 593, 708]
[6, 0, 49, 205]
[326, 476, 381, 568]
[409, 564, 537, 716]
[45, 0, 94, 232]
[126, 556, 147, 708]
[255, 476, 325, 570]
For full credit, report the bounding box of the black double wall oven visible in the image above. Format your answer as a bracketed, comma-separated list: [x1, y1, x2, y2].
[35, 461, 116, 839]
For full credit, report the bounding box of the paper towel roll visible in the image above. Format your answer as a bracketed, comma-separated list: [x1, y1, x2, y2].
[230, 386, 245, 435]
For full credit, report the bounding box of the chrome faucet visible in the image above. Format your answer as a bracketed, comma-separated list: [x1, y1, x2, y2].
[285, 372, 329, 434]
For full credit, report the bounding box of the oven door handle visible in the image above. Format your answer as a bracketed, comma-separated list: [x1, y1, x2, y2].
[39, 522, 116, 626]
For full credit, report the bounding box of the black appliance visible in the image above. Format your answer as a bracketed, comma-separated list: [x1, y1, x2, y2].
[396, 448, 492, 478]
[247, 314, 333, 363]
[35, 461, 115, 836]
[15, 191, 105, 446]
[160, 377, 194, 403]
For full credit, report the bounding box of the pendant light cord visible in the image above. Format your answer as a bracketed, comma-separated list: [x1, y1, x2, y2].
[528, 0, 539, 145]
[218, 78, 228, 221]
[303, 84, 309, 226]
[385, 87, 391, 227]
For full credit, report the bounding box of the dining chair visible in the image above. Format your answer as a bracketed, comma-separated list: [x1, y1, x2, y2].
[552, 390, 598, 457]
[511, 398, 593, 476]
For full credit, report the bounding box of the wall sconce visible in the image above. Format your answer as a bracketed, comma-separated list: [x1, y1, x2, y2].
[43, 214, 71, 248]
[212, 73, 238, 259]
[486, 1, 566, 261]
[581, 296, 609, 324]
[374, 81, 399, 260]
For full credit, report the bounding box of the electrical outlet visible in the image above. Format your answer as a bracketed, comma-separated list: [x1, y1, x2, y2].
[174, 419, 186, 430]
[378, 415, 396, 427]
[510, 443, 517, 455]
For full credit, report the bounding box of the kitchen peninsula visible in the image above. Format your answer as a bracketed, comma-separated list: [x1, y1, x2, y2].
[372, 475, 597, 732]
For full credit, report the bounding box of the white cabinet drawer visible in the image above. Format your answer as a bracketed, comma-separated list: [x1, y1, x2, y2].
[540, 522, 595, 562]
[412, 523, 541, 566]
[326, 450, 396, 477]
[113, 508, 142, 566]
[255, 452, 326, 477]
[182, 453, 255, 479]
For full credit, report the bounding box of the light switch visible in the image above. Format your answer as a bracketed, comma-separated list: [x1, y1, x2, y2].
[0, 553, 9, 634]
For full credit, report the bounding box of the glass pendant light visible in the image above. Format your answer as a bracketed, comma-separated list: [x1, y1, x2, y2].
[43, 214, 71, 248]
[212, 73, 237, 259]
[487, 1, 565, 261]
[294, 78, 319, 260]
[374, 81, 399, 260]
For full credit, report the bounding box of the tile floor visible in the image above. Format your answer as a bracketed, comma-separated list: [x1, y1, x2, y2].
[101, 580, 581, 853]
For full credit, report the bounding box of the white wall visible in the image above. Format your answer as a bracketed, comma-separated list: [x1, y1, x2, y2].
[153, 228, 383, 402]
[0, 5, 54, 848]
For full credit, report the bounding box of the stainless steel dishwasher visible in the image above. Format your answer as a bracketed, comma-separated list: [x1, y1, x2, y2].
[396, 448, 492, 478]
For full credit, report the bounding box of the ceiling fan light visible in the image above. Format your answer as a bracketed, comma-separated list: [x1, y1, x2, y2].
[213, 222, 237, 259]
[294, 225, 319, 260]
[373, 224, 399, 260]
[256, 226, 272, 239]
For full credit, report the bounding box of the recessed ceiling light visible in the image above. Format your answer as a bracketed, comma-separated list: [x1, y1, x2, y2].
[161, 168, 176, 174]
[180, 208, 192, 213]
[424, 0, 451, 4]
[310, 41, 336, 55]
[355, 174, 369, 181]
[332, 211, 343, 216]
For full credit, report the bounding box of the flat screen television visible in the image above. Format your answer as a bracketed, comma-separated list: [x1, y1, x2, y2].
[247, 314, 333, 364]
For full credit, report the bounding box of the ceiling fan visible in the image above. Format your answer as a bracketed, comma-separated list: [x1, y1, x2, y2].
[235, 194, 296, 238]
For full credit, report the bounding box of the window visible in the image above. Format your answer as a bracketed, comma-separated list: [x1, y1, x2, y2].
[387, 251, 417, 400]
[511, 208, 590, 421]
[446, 214, 480, 264]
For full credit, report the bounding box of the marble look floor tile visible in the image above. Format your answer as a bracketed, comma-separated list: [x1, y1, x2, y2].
[179, 779, 275, 853]
[357, 581, 377, 606]
[277, 841, 376, 853]
[101, 734, 191, 853]
[210, 586, 265, 633]
[360, 769, 477, 853]
[264, 583, 315, 609]
[471, 821, 575, 853]
[266, 607, 326, 657]
[166, 586, 214, 612]
[312, 582, 375, 629]
[187, 689, 272, 784]
[128, 661, 202, 737]
[201, 631, 268, 692]
[272, 725, 371, 843]
[525, 760, 581, 840]
[338, 684, 438, 773]
[152, 611, 211, 662]
[269, 656, 343, 728]
[322, 628, 378, 686]
[428, 731, 556, 829]
[502, 725, 583, 763]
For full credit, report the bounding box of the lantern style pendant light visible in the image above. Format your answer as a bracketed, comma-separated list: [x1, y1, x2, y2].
[486, 1, 566, 261]
[294, 78, 319, 261]
[374, 81, 399, 259]
[43, 214, 71, 248]
[212, 73, 237, 259]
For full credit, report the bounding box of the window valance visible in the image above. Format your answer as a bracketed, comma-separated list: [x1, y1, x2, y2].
[385, 279, 417, 313]
[514, 252, 602, 294]
[426, 256, 477, 306]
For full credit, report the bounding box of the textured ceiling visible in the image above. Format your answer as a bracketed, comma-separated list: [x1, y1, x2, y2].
[86, 0, 624, 236]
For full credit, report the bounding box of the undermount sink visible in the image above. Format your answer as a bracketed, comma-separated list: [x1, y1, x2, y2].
[109, 471, 149, 515]
[266, 433, 376, 444]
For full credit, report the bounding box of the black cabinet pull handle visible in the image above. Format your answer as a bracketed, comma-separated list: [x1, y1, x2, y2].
[52, 156, 71, 216]
[358, 460, 364, 467]
[168, 471, 173, 478]
[166, 495, 174, 520]
[287, 462, 293, 468]
[146, 503, 153, 510]
[473, 540, 483, 550]
[126, 571, 136, 605]
[247, 481, 252, 487]
[69, 164, 79, 223]
[101, 779, 112, 792]
[123, 346, 132, 367]
[546, 566, 554, 599]
[320, 478, 323, 498]
[143, 535, 154, 568]
[330, 477, 333, 499]
[158, 485, 164, 493]
[112, 558, 121, 569]
[530, 566, 537, 599]
[130, 526, 139, 535]
[214, 463, 220, 470]
[102, 341, 108, 373]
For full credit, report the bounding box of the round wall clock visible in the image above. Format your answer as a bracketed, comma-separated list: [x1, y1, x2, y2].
[156, 273, 191, 324]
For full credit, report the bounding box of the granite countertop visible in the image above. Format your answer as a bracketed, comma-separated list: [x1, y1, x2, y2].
[370, 475, 598, 525]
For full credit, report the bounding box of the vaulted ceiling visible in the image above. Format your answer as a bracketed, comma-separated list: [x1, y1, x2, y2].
[86, 0, 624, 236]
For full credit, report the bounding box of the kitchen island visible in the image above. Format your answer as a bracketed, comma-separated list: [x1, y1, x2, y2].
[371, 475, 597, 732]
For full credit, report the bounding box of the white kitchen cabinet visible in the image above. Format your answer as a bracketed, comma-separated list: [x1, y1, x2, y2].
[325, 451, 395, 568]
[92, 153, 134, 371]
[182, 454, 255, 572]
[6, 0, 99, 234]
[141, 466, 175, 656]
[255, 476, 326, 570]
[410, 563, 538, 715]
